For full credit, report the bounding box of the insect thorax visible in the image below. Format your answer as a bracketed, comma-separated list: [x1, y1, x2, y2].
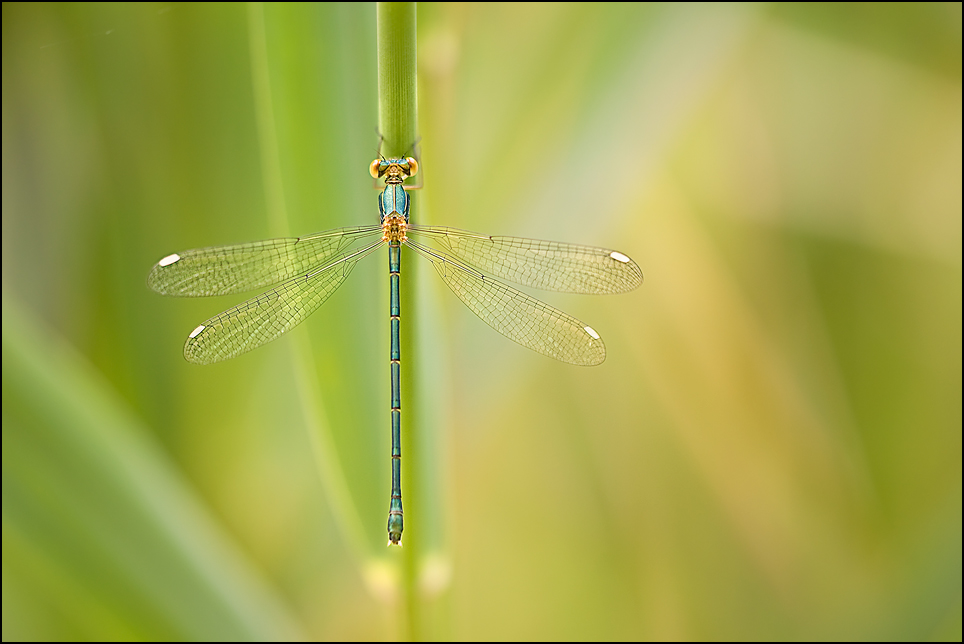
[380, 184, 409, 241]
[372, 157, 416, 242]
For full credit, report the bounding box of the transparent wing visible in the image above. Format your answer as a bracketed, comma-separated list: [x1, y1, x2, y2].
[183, 241, 383, 364]
[406, 240, 606, 366]
[407, 225, 642, 294]
[149, 225, 382, 297]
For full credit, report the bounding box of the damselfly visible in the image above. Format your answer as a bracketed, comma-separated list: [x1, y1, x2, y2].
[148, 157, 642, 545]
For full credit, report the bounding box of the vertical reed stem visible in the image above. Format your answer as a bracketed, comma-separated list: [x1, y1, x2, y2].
[376, 3, 420, 640]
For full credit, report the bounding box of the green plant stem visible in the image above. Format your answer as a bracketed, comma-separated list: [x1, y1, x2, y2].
[376, 2, 421, 641]
[377, 3, 418, 160]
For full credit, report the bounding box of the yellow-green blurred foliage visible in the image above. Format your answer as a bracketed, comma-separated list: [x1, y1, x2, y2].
[3, 2, 960, 640]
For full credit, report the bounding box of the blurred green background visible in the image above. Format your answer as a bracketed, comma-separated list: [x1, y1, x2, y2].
[3, 2, 961, 640]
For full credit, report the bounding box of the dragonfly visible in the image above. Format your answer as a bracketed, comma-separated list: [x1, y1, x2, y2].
[148, 156, 642, 546]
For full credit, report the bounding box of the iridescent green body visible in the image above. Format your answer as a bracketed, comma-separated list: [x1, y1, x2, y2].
[375, 160, 413, 545]
[148, 156, 642, 548]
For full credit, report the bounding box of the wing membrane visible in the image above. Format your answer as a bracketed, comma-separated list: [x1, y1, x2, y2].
[408, 225, 642, 294]
[407, 240, 605, 366]
[149, 225, 382, 297]
[183, 241, 383, 364]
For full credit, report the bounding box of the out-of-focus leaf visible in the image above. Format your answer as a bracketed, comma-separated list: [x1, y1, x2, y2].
[1, 294, 303, 641]
[772, 2, 962, 79]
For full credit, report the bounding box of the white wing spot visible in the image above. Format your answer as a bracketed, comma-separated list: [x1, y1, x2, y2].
[159, 253, 181, 266]
[610, 251, 630, 263]
[584, 326, 600, 340]
[189, 324, 205, 339]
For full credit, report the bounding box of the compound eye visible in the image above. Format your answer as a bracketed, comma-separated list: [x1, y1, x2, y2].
[405, 157, 418, 177]
[369, 159, 381, 179]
